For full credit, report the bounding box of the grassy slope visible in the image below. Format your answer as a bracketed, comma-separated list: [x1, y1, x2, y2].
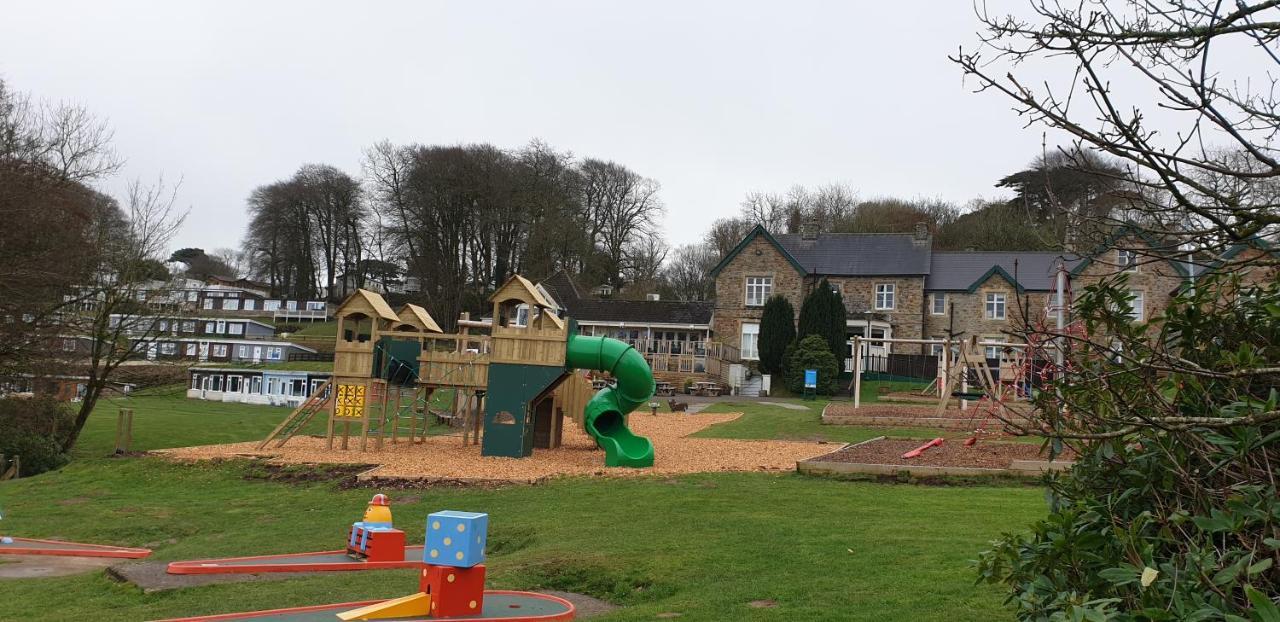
[0, 458, 1040, 622]
[694, 400, 963, 444]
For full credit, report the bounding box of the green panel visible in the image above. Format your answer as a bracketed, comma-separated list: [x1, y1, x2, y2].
[373, 337, 421, 385]
[480, 363, 566, 458]
[564, 334, 656, 468]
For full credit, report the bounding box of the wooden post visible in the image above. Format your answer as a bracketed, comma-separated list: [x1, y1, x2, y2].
[852, 336, 862, 409]
[114, 408, 134, 454]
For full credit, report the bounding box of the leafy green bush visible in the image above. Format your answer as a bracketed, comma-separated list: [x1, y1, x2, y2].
[977, 273, 1280, 620]
[0, 397, 76, 476]
[797, 278, 847, 360]
[784, 335, 839, 395]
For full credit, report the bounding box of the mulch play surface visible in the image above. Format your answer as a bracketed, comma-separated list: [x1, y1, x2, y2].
[815, 438, 1070, 469]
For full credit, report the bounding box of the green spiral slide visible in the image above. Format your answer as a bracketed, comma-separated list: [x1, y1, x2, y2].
[564, 334, 656, 468]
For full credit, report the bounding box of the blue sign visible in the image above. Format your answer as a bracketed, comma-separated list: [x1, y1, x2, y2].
[804, 369, 817, 388]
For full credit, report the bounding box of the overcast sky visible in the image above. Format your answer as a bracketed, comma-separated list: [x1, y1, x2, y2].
[1, 1, 1056, 253]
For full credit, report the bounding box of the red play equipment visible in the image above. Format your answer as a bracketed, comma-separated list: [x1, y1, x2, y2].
[901, 438, 944, 459]
[0, 536, 151, 559]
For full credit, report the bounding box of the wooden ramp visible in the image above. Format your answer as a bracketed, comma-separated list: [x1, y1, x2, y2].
[258, 379, 333, 449]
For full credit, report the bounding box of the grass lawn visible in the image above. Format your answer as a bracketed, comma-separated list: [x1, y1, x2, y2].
[283, 321, 338, 337]
[0, 456, 1041, 621]
[0, 389, 1043, 621]
[76, 386, 458, 457]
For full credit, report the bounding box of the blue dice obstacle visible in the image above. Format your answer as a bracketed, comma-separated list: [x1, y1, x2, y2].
[424, 510, 488, 568]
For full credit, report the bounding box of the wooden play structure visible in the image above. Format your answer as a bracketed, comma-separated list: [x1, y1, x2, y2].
[260, 274, 654, 468]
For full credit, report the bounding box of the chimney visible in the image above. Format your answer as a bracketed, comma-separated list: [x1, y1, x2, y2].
[646, 293, 661, 301]
[800, 222, 819, 240]
[913, 221, 930, 241]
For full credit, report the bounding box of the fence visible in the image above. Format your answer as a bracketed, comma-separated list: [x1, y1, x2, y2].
[288, 352, 335, 362]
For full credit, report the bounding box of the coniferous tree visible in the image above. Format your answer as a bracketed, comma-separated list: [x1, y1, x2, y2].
[797, 278, 847, 359]
[757, 294, 795, 375]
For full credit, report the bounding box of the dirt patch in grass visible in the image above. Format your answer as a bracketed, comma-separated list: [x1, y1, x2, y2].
[241, 462, 372, 484]
[814, 438, 1069, 469]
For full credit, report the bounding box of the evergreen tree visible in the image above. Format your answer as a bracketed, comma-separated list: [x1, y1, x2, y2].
[797, 278, 847, 359]
[757, 294, 795, 375]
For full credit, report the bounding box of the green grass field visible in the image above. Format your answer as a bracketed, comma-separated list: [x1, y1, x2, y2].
[0, 390, 1042, 621]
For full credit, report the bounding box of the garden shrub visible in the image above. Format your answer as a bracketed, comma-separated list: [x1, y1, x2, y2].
[0, 397, 76, 476]
[758, 294, 795, 375]
[784, 335, 839, 395]
[977, 273, 1280, 620]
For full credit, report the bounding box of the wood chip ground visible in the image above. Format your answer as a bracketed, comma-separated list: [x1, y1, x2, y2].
[160, 413, 830, 480]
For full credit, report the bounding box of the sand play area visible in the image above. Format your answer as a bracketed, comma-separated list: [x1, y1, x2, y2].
[160, 412, 832, 481]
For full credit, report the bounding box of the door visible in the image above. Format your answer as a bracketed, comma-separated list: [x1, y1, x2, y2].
[250, 376, 262, 395]
[147, 343, 157, 360]
[198, 342, 209, 361]
[252, 346, 262, 363]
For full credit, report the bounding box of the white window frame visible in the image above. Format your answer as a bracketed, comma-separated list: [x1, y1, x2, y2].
[306, 301, 326, 311]
[740, 322, 760, 360]
[264, 300, 281, 311]
[223, 299, 240, 311]
[985, 292, 1007, 320]
[1128, 290, 1145, 321]
[62, 338, 77, 352]
[1117, 249, 1138, 271]
[238, 345, 248, 357]
[243, 299, 256, 310]
[205, 321, 216, 334]
[160, 342, 177, 355]
[202, 298, 214, 310]
[212, 344, 228, 357]
[983, 337, 1006, 360]
[744, 277, 772, 307]
[268, 346, 283, 361]
[874, 283, 895, 311]
[185, 343, 197, 356]
[930, 293, 946, 315]
[228, 323, 244, 336]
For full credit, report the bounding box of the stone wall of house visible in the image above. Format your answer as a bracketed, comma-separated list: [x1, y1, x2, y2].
[823, 276, 926, 345]
[711, 235, 805, 356]
[923, 278, 1053, 347]
[1072, 241, 1185, 324]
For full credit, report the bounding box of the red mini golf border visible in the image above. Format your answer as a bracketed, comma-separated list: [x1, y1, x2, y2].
[0, 537, 151, 559]
[154, 591, 577, 622]
[167, 547, 425, 574]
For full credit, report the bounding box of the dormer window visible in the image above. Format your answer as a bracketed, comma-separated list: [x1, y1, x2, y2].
[1117, 249, 1137, 271]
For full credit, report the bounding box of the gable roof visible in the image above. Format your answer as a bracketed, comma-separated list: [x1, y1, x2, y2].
[774, 232, 933, 276]
[927, 252, 1078, 292]
[1069, 224, 1192, 277]
[709, 225, 808, 277]
[395, 304, 443, 333]
[490, 274, 555, 308]
[1218, 236, 1276, 263]
[335, 289, 399, 322]
[709, 224, 933, 277]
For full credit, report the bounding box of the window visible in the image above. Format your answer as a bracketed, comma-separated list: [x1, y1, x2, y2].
[1117, 249, 1137, 271]
[216, 321, 226, 334]
[740, 322, 760, 360]
[227, 376, 241, 393]
[211, 375, 222, 391]
[267, 377, 279, 395]
[238, 345, 247, 357]
[1127, 290, 1145, 321]
[160, 342, 177, 355]
[205, 321, 216, 333]
[135, 290, 147, 301]
[62, 338, 77, 352]
[228, 323, 244, 335]
[212, 344, 228, 357]
[929, 340, 945, 357]
[187, 291, 198, 302]
[264, 300, 281, 311]
[185, 343, 197, 356]
[191, 374, 201, 390]
[930, 293, 946, 315]
[243, 299, 256, 310]
[984, 338, 1005, 360]
[223, 299, 240, 311]
[985, 292, 1007, 320]
[306, 301, 326, 311]
[158, 320, 169, 332]
[268, 347, 283, 360]
[744, 277, 772, 307]
[182, 320, 195, 332]
[286, 300, 298, 310]
[203, 299, 214, 310]
[874, 283, 895, 310]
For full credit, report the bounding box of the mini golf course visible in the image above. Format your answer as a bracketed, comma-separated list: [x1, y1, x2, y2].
[168, 545, 426, 574]
[156, 591, 575, 621]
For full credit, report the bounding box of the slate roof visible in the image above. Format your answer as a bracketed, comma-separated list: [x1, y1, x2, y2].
[773, 232, 933, 276]
[539, 271, 714, 326]
[926, 252, 1080, 291]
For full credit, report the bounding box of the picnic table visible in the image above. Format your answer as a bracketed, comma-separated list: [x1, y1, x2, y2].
[693, 381, 722, 397]
[655, 382, 676, 396]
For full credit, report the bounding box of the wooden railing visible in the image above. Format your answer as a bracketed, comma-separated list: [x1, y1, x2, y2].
[417, 333, 493, 389]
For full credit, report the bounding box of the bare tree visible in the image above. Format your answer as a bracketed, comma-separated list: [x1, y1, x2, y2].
[578, 158, 664, 289]
[663, 242, 718, 301]
[705, 217, 753, 259]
